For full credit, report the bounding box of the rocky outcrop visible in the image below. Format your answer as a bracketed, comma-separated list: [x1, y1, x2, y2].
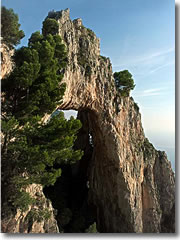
[1, 184, 59, 233]
[0, 42, 14, 79]
[52, 9, 175, 233]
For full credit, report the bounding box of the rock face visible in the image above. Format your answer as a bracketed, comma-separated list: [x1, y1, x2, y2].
[53, 9, 175, 233]
[1, 9, 175, 233]
[0, 42, 14, 79]
[1, 184, 59, 233]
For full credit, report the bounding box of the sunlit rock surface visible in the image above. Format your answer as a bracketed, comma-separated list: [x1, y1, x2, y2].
[1, 9, 175, 233]
[56, 9, 175, 233]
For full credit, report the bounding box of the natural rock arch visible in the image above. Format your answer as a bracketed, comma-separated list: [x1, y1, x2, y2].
[0, 8, 175, 233]
[54, 9, 175, 233]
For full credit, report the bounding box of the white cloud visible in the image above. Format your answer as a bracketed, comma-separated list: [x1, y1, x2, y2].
[141, 47, 174, 62]
[112, 47, 175, 77]
[133, 88, 166, 97]
[148, 61, 174, 74]
[143, 88, 162, 93]
[113, 47, 174, 67]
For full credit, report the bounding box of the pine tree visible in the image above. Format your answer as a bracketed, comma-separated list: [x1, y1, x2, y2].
[1, 6, 24, 47]
[2, 27, 67, 122]
[1, 17, 83, 213]
[2, 113, 83, 210]
[113, 70, 135, 96]
[42, 18, 59, 36]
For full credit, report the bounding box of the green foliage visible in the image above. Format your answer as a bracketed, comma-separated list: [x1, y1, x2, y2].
[86, 28, 95, 42]
[2, 29, 67, 121]
[42, 18, 59, 36]
[1, 17, 83, 214]
[1, 112, 83, 211]
[144, 138, 154, 149]
[1, 6, 24, 47]
[85, 222, 98, 233]
[77, 52, 92, 77]
[12, 190, 35, 212]
[100, 55, 107, 61]
[25, 208, 52, 223]
[143, 138, 154, 160]
[28, 31, 44, 46]
[2, 113, 83, 188]
[113, 70, 135, 97]
[77, 52, 88, 67]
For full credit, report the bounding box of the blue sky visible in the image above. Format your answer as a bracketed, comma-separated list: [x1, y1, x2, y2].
[2, 0, 175, 168]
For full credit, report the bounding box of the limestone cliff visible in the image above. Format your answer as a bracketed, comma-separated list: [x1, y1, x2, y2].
[53, 9, 175, 233]
[1, 9, 175, 233]
[1, 184, 59, 233]
[0, 42, 14, 79]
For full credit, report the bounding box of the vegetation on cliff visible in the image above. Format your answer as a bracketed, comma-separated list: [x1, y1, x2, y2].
[1, 12, 83, 223]
[1, 6, 25, 47]
[1, 9, 97, 233]
[2, 29, 67, 120]
[114, 70, 135, 96]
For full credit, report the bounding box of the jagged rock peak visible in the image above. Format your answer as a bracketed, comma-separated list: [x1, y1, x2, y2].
[48, 8, 70, 22]
[73, 18, 83, 27]
[48, 8, 101, 63]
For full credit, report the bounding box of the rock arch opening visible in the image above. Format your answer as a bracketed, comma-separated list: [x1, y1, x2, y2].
[43, 108, 97, 232]
[63, 110, 78, 120]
